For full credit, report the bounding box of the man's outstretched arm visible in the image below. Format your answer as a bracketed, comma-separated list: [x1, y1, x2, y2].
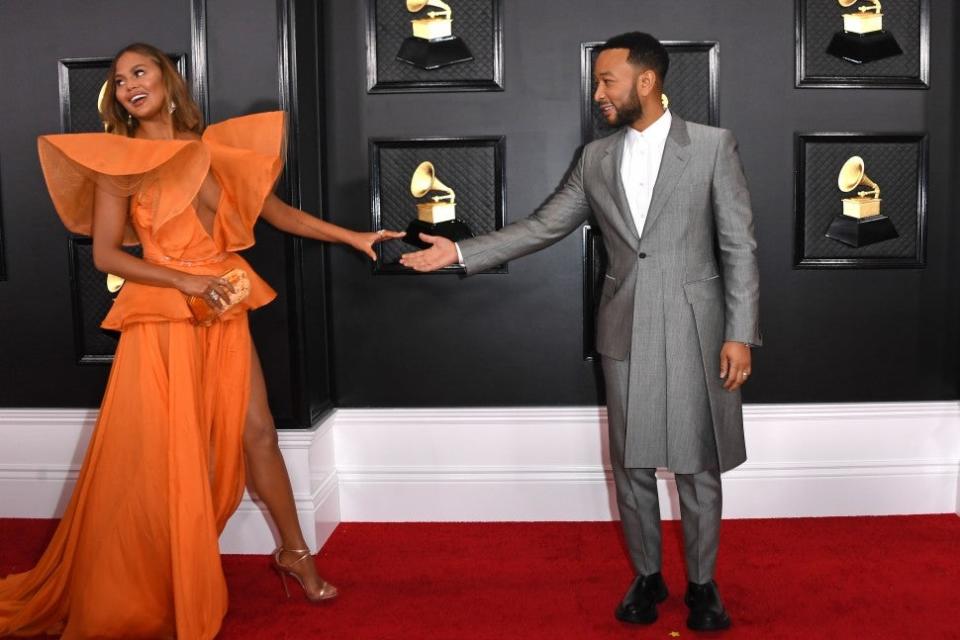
[400, 150, 592, 273]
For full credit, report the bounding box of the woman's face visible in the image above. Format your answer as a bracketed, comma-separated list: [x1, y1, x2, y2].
[113, 51, 167, 121]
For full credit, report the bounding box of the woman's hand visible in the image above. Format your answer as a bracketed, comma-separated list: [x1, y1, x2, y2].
[175, 274, 235, 310]
[348, 229, 406, 261]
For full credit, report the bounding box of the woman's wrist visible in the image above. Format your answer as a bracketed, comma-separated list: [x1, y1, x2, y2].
[168, 270, 192, 292]
[338, 227, 360, 247]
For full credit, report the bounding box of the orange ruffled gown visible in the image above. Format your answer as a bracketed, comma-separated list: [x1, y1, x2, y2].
[0, 112, 284, 639]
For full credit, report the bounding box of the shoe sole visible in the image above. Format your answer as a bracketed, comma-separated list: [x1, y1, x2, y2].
[614, 588, 668, 625]
[686, 615, 731, 632]
[615, 606, 657, 625]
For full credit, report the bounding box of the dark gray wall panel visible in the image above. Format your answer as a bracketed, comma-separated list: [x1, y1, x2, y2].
[1, 0, 957, 410]
[206, 0, 297, 423]
[0, 0, 329, 426]
[0, 0, 191, 406]
[325, 0, 959, 405]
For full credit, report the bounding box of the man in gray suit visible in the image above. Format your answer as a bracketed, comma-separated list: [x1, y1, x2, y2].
[400, 32, 760, 632]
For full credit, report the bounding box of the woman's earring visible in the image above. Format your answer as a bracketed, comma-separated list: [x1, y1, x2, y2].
[127, 113, 133, 126]
[168, 100, 177, 114]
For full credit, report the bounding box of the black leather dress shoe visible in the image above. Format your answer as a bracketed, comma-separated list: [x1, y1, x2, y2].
[684, 580, 731, 631]
[614, 572, 669, 624]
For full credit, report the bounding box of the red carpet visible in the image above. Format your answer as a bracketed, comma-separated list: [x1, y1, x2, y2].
[2, 516, 959, 639]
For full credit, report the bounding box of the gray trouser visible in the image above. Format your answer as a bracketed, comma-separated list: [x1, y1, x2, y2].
[603, 356, 723, 584]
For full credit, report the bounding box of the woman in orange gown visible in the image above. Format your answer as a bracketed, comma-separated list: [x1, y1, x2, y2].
[0, 43, 402, 639]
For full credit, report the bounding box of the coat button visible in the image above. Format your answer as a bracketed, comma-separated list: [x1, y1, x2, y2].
[637, 252, 647, 259]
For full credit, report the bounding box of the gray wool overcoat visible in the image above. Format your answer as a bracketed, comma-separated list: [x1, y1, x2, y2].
[460, 115, 761, 473]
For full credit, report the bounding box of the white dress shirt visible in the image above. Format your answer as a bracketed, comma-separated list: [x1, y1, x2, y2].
[619, 109, 672, 239]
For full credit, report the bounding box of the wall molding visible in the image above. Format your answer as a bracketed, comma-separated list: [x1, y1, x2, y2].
[0, 409, 339, 553]
[189, 0, 210, 122]
[333, 403, 960, 521]
[0, 154, 6, 281]
[1, 403, 957, 553]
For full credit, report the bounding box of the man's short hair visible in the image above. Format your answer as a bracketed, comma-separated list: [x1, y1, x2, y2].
[598, 32, 669, 82]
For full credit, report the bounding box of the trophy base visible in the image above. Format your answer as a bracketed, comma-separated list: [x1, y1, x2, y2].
[396, 36, 474, 70]
[826, 30, 903, 64]
[404, 219, 474, 250]
[825, 214, 899, 247]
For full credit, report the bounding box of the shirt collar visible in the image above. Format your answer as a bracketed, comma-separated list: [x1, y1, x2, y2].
[625, 109, 672, 146]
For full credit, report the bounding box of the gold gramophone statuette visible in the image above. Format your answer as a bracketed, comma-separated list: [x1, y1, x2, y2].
[826, 154, 898, 247]
[97, 81, 110, 132]
[401, 160, 473, 250]
[408, 0, 454, 40]
[838, 156, 881, 219]
[410, 161, 456, 224]
[827, 0, 901, 63]
[97, 80, 127, 293]
[396, 0, 473, 70]
[840, 0, 883, 35]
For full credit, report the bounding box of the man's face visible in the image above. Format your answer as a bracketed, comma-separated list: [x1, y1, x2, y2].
[593, 48, 643, 127]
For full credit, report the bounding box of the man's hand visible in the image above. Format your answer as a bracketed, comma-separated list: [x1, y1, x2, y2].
[399, 234, 459, 272]
[719, 341, 752, 392]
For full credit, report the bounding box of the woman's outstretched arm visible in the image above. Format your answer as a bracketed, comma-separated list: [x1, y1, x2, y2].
[260, 193, 404, 260]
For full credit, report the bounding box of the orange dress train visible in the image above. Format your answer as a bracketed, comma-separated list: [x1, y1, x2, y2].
[0, 112, 285, 639]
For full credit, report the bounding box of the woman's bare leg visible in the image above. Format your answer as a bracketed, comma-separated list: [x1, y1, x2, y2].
[243, 343, 335, 597]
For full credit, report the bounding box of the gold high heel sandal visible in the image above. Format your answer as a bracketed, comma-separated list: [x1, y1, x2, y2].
[272, 547, 339, 602]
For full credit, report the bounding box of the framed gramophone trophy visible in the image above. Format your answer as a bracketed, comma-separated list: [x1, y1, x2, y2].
[403, 161, 474, 248]
[56, 54, 188, 362]
[795, 0, 929, 88]
[369, 137, 506, 274]
[367, 0, 503, 93]
[794, 133, 927, 269]
[580, 40, 719, 144]
[396, 0, 473, 70]
[826, 0, 902, 64]
[825, 156, 898, 247]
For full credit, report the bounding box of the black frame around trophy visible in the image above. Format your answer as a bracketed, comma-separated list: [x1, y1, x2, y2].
[795, 0, 930, 88]
[366, 0, 504, 93]
[56, 54, 191, 363]
[370, 136, 506, 274]
[580, 40, 719, 357]
[67, 237, 143, 364]
[794, 132, 928, 269]
[581, 224, 608, 361]
[580, 40, 719, 144]
[58, 55, 190, 133]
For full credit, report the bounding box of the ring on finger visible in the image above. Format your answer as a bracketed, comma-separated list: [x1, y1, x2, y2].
[210, 290, 220, 302]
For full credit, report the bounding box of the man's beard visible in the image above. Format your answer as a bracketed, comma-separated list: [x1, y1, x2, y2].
[610, 91, 643, 127]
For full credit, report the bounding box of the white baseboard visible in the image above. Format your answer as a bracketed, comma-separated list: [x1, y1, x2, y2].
[219, 420, 340, 554]
[333, 403, 960, 521]
[0, 409, 340, 554]
[1, 403, 958, 553]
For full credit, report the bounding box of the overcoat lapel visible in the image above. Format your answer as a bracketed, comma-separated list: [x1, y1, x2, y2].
[599, 130, 641, 244]
[639, 116, 691, 238]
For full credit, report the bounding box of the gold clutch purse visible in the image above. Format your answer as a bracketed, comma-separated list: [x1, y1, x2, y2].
[185, 268, 251, 326]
